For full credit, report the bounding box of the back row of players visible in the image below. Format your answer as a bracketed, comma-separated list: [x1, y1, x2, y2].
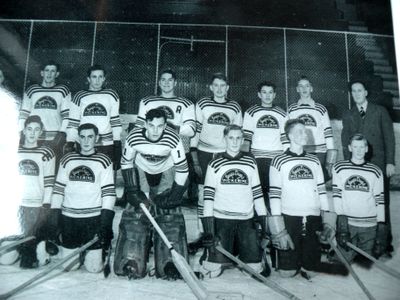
[0, 62, 395, 281]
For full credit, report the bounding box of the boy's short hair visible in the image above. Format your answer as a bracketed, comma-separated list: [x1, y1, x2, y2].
[41, 61, 60, 72]
[24, 115, 44, 129]
[257, 81, 276, 93]
[87, 64, 106, 77]
[159, 69, 177, 80]
[78, 123, 99, 135]
[284, 118, 305, 137]
[211, 72, 228, 84]
[223, 124, 243, 136]
[348, 80, 368, 92]
[145, 108, 167, 122]
[348, 133, 368, 146]
[297, 75, 311, 85]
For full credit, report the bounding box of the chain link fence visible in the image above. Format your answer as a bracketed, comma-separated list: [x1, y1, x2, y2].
[0, 20, 398, 121]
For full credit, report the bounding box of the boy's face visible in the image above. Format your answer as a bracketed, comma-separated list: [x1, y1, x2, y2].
[87, 70, 105, 91]
[79, 129, 98, 154]
[225, 129, 243, 154]
[258, 85, 276, 106]
[23, 122, 42, 145]
[159, 73, 177, 94]
[351, 83, 368, 106]
[349, 139, 368, 161]
[145, 117, 167, 141]
[288, 123, 308, 147]
[210, 78, 229, 99]
[41, 65, 59, 85]
[296, 79, 313, 98]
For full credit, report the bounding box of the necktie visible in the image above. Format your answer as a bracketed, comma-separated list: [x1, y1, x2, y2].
[360, 107, 366, 119]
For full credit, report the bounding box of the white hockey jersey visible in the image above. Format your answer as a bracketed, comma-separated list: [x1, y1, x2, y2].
[192, 97, 243, 153]
[203, 152, 267, 220]
[288, 100, 334, 153]
[19, 84, 71, 140]
[269, 149, 329, 216]
[52, 152, 116, 218]
[67, 89, 122, 146]
[243, 104, 289, 159]
[18, 145, 55, 207]
[332, 160, 384, 227]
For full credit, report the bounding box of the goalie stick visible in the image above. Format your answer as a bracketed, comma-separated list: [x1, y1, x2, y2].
[0, 236, 99, 300]
[140, 203, 243, 300]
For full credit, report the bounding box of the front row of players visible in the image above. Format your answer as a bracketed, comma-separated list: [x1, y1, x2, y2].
[1, 110, 387, 282]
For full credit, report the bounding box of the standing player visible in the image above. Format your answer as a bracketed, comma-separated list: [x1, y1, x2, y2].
[191, 73, 243, 232]
[19, 62, 71, 157]
[243, 81, 289, 210]
[269, 119, 340, 278]
[288, 76, 337, 180]
[116, 108, 189, 280]
[332, 133, 385, 262]
[66, 65, 122, 170]
[136, 69, 196, 204]
[200, 125, 269, 278]
[0, 116, 55, 268]
[341, 80, 395, 256]
[48, 123, 116, 273]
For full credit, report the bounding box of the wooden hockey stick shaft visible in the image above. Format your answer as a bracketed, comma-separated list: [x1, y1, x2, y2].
[0, 236, 36, 254]
[103, 244, 112, 278]
[328, 240, 375, 300]
[140, 203, 209, 300]
[215, 245, 301, 300]
[0, 236, 99, 300]
[346, 242, 400, 280]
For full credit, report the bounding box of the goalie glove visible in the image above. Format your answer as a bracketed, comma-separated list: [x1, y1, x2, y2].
[153, 181, 186, 209]
[268, 215, 294, 250]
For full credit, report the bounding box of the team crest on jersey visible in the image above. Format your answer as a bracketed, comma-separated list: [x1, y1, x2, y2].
[221, 168, 249, 185]
[298, 114, 316, 127]
[19, 160, 39, 176]
[34, 96, 57, 110]
[157, 105, 174, 119]
[345, 175, 369, 192]
[83, 103, 107, 116]
[289, 165, 314, 180]
[69, 166, 95, 182]
[141, 153, 166, 163]
[208, 112, 230, 125]
[256, 115, 279, 128]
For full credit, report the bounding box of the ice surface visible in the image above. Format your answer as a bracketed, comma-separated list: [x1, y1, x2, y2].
[1, 192, 400, 300]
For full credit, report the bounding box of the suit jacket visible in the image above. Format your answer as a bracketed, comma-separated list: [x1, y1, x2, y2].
[341, 102, 395, 171]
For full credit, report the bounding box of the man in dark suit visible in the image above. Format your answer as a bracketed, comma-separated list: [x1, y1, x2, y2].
[341, 80, 396, 257]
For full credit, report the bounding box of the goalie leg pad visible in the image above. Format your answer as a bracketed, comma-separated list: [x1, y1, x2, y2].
[154, 213, 188, 279]
[113, 208, 151, 279]
[0, 240, 19, 265]
[84, 249, 103, 273]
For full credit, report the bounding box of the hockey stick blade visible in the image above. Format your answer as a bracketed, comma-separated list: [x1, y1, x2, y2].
[0, 236, 99, 300]
[346, 242, 400, 280]
[328, 240, 375, 300]
[0, 236, 36, 255]
[215, 245, 301, 300]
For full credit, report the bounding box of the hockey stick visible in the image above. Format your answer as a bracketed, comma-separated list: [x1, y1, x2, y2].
[0, 236, 99, 300]
[215, 245, 301, 300]
[0, 236, 35, 255]
[346, 242, 400, 280]
[103, 244, 112, 278]
[328, 240, 375, 300]
[140, 203, 209, 300]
